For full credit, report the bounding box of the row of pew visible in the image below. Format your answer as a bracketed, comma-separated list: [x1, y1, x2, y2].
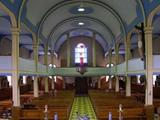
[89, 90, 147, 120]
[15, 90, 74, 120]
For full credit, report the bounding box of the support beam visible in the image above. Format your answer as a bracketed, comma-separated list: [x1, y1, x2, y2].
[44, 77, 49, 93]
[98, 79, 101, 89]
[144, 27, 153, 106]
[67, 33, 70, 67]
[115, 76, 119, 92]
[108, 49, 112, 89]
[125, 33, 132, 97]
[51, 76, 55, 90]
[51, 50, 55, 90]
[126, 76, 131, 96]
[92, 32, 96, 67]
[115, 42, 119, 92]
[33, 76, 39, 97]
[108, 76, 112, 89]
[11, 27, 20, 107]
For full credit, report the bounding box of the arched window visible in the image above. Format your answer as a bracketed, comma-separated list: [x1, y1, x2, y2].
[106, 63, 114, 82]
[75, 43, 87, 64]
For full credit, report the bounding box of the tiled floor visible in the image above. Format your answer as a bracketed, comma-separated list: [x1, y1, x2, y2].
[69, 96, 97, 120]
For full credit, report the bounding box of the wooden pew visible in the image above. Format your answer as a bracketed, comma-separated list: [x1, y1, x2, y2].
[18, 90, 74, 120]
[89, 90, 146, 120]
[19, 107, 69, 120]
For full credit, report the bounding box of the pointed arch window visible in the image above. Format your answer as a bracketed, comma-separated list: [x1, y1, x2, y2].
[75, 43, 87, 64]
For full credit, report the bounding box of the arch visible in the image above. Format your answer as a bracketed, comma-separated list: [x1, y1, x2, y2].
[47, 16, 114, 44]
[37, 0, 126, 45]
[18, 0, 26, 28]
[0, 2, 17, 28]
[22, 23, 37, 45]
[53, 28, 109, 53]
[147, 4, 160, 26]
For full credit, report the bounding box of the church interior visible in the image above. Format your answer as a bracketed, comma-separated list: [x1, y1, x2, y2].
[0, 0, 160, 120]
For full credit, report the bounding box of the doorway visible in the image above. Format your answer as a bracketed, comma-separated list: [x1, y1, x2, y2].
[75, 77, 88, 95]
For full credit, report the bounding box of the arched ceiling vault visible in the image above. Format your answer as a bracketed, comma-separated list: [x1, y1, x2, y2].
[47, 16, 114, 51]
[23, 0, 146, 53]
[53, 28, 109, 53]
[34, 0, 129, 52]
[1, 0, 150, 54]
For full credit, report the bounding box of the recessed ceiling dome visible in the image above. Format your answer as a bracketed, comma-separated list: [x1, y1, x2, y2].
[69, 5, 94, 14]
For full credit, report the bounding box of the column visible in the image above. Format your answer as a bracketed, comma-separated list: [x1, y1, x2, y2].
[126, 76, 131, 96]
[51, 50, 55, 90]
[125, 35, 131, 96]
[115, 76, 119, 92]
[92, 32, 96, 67]
[115, 42, 119, 92]
[44, 44, 48, 72]
[67, 33, 70, 67]
[51, 76, 55, 90]
[44, 77, 49, 93]
[108, 49, 112, 89]
[33, 44, 38, 73]
[108, 76, 112, 89]
[63, 79, 66, 89]
[98, 79, 101, 89]
[44, 44, 49, 93]
[0, 79, 1, 89]
[144, 27, 153, 105]
[11, 27, 20, 107]
[33, 76, 39, 97]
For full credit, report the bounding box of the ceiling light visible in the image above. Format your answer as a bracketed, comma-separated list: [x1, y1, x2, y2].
[78, 7, 85, 12]
[78, 22, 84, 26]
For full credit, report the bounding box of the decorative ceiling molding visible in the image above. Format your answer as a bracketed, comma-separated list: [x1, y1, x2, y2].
[47, 16, 114, 49]
[53, 27, 109, 52]
[37, 0, 126, 45]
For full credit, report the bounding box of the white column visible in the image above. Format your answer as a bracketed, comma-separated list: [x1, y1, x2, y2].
[115, 76, 119, 92]
[11, 27, 20, 107]
[126, 76, 131, 96]
[92, 32, 96, 67]
[115, 43, 119, 92]
[0, 79, 2, 89]
[108, 76, 112, 89]
[51, 76, 55, 90]
[67, 33, 70, 67]
[145, 27, 153, 105]
[44, 77, 49, 93]
[98, 79, 101, 89]
[63, 79, 66, 89]
[33, 76, 39, 97]
[108, 49, 112, 89]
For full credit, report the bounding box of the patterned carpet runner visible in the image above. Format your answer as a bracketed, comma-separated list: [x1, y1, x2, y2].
[69, 96, 97, 120]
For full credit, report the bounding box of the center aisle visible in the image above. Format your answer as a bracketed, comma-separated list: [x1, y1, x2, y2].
[69, 96, 97, 120]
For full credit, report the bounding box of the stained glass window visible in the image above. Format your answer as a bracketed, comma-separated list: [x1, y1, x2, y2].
[75, 43, 87, 64]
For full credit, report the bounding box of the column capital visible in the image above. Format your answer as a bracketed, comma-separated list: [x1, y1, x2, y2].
[11, 27, 20, 34]
[33, 44, 39, 49]
[144, 27, 153, 34]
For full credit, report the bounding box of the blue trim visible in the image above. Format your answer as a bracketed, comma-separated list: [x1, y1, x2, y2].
[125, 5, 144, 33]
[0, 0, 22, 18]
[0, 73, 12, 76]
[0, 16, 11, 25]
[142, 0, 160, 16]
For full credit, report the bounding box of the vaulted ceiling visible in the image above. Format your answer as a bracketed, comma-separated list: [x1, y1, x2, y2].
[0, 0, 160, 55]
